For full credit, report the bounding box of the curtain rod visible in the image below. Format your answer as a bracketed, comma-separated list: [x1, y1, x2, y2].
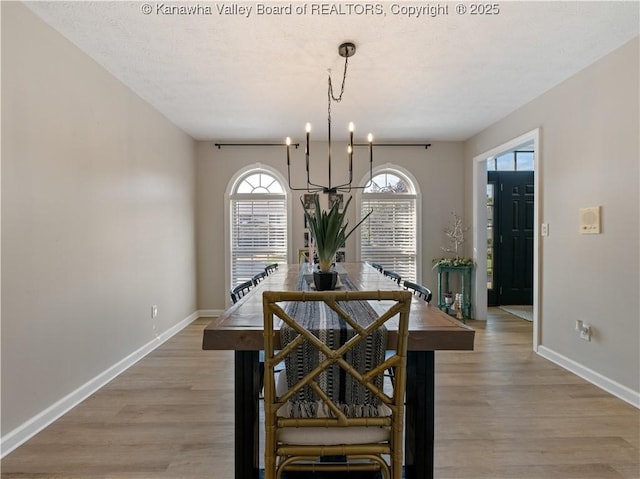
[214, 143, 300, 149]
[214, 143, 431, 149]
[354, 143, 431, 149]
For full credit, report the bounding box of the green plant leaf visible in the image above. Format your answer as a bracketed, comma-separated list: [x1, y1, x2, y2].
[301, 194, 372, 272]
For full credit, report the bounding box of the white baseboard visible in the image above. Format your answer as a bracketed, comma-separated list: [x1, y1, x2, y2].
[0, 311, 199, 458]
[538, 345, 640, 409]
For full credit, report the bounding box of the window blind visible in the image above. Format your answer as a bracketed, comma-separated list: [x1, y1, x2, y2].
[231, 197, 287, 286]
[360, 196, 416, 282]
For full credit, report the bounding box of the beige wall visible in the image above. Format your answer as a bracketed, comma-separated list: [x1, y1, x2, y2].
[464, 37, 640, 395]
[1, 2, 197, 438]
[196, 141, 465, 310]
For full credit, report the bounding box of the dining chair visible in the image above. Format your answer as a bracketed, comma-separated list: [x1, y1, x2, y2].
[403, 280, 433, 303]
[265, 263, 279, 275]
[369, 262, 384, 273]
[262, 290, 412, 479]
[419, 285, 433, 303]
[252, 271, 267, 286]
[383, 269, 402, 285]
[230, 280, 254, 304]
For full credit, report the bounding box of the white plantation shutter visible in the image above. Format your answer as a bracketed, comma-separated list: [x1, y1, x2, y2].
[360, 172, 417, 282]
[230, 172, 287, 287]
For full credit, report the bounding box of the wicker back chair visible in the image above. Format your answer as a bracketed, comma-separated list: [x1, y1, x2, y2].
[262, 290, 412, 479]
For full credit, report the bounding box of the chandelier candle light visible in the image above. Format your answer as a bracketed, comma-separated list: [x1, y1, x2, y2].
[286, 42, 373, 193]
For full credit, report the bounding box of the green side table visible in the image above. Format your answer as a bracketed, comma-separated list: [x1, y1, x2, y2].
[436, 264, 473, 322]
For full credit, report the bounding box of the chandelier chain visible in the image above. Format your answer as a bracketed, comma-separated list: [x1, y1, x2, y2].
[327, 54, 349, 124]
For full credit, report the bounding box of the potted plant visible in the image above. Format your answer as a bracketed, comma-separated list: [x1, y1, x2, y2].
[302, 194, 371, 290]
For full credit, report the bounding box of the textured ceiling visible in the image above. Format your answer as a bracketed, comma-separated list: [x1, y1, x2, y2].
[25, 1, 639, 142]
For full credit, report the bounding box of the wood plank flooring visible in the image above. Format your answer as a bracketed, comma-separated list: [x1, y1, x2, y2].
[2, 309, 638, 478]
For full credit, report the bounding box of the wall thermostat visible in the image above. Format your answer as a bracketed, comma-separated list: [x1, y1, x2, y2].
[579, 206, 601, 234]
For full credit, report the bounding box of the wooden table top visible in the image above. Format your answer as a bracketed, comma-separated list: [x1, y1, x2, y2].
[202, 263, 475, 352]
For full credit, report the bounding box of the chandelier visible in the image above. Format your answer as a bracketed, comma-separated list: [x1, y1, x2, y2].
[286, 42, 373, 194]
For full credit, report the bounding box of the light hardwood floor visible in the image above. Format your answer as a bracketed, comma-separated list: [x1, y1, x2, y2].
[2, 309, 638, 478]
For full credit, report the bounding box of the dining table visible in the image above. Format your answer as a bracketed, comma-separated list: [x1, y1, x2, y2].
[202, 262, 475, 479]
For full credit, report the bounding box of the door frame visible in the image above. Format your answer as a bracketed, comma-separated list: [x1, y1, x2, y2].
[472, 128, 541, 351]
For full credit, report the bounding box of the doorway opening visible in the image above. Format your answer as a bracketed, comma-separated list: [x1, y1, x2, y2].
[472, 128, 540, 351]
[486, 150, 534, 310]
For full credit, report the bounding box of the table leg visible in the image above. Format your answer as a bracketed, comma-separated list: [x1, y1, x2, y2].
[404, 350, 435, 479]
[234, 350, 260, 479]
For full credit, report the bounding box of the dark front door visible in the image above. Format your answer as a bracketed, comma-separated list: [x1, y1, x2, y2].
[488, 171, 534, 305]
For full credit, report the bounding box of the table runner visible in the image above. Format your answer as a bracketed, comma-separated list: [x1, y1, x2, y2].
[280, 272, 387, 418]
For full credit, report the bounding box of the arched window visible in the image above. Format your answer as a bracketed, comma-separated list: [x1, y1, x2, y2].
[360, 169, 418, 281]
[229, 169, 287, 287]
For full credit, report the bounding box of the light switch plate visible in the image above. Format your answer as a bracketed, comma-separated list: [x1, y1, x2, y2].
[580, 206, 601, 234]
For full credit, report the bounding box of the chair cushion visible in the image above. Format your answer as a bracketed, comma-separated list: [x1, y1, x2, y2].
[277, 424, 390, 446]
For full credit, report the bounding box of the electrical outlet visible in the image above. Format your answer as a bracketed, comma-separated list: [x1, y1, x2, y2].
[575, 320, 591, 341]
[151, 305, 158, 318]
[579, 324, 591, 341]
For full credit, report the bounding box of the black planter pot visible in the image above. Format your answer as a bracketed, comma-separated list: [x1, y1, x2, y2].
[313, 271, 338, 291]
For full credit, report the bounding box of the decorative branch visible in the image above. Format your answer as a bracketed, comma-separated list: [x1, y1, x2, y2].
[440, 211, 470, 259]
[433, 211, 474, 269]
